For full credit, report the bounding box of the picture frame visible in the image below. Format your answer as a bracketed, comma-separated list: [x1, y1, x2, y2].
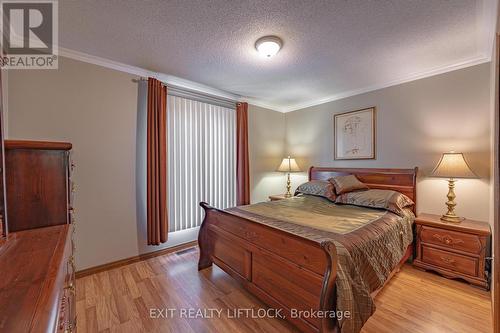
[334, 107, 376, 160]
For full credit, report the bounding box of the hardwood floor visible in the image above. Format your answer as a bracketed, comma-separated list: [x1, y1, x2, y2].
[76, 247, 492, 333]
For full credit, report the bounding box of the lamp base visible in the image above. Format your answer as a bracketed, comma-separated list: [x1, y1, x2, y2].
[440, 214, 464, 223]
[440, 178, 464, 223]
[284, 172, 292, 198]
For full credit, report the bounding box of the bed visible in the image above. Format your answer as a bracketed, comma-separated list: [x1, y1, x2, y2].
[198, 167, 418, 333]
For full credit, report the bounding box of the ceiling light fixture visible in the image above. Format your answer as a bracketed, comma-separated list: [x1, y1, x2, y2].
[255, 36, 282, 58]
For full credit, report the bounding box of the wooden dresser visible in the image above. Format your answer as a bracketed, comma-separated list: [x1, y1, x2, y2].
[0, 224, 76, 332]
[4, 140, 74, 232]
[413, 213, 491, 289]
[0, 140, 76, 332]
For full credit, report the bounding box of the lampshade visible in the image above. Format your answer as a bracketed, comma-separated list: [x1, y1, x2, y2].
[277, 156, 301, 172]
[431, 152, 477, 179]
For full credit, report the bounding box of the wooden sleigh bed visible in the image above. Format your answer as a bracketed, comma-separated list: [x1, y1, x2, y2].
[198, 167, 418, 333]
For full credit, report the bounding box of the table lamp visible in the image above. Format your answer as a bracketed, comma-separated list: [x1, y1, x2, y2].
[431, 152, 477, 223]
[277, 156, 301, 197]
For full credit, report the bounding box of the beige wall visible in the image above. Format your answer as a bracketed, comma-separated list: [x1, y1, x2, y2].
[5, 57, 286, 270]
[248, 104, 286, 203]
[7, 58, 142, 270]
[285, 63, 492, 222]
[5, 56, 493, 270]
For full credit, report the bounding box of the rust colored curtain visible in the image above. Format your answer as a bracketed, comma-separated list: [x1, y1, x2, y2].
[236, 102, 250, 205]
[147, 78, 168, 245]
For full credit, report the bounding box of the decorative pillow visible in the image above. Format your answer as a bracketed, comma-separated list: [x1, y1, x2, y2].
[295, 180, 337, 202]
[329, 175, 369, 195]
[335, 189, 415, 216]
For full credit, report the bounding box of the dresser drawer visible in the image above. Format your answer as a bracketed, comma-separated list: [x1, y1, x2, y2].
[421, 246, 477, 276]
[420, 225, 482, 254]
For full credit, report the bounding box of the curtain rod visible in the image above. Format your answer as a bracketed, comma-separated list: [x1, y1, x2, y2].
[132, 77, 239, 107]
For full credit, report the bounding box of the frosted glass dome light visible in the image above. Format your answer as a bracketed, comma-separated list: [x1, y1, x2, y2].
[255, 36, 282, 58]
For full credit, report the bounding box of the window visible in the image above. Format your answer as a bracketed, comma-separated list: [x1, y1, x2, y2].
[167, 95, 236, 232]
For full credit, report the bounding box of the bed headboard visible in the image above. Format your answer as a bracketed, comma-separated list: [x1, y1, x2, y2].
[309, 166, 418, 208]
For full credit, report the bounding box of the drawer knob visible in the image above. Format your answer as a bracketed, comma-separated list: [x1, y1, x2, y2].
[65, 282, 76, 295]
[64, 323, 74, 333]
[440, 256, 456, 265]
[244, 231, 258, 241]
[68, 256, 76, 271]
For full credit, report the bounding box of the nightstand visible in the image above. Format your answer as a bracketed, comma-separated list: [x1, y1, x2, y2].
[413, 213, 491, 289]
[269, 194, 289, 201]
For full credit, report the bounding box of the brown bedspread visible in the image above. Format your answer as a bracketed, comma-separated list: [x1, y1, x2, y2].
[226, 195, 414, 333]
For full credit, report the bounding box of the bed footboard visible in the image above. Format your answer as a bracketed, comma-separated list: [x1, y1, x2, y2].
[198, 202, 339, 333]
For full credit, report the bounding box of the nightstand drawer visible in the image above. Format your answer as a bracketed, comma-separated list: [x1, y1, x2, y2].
[414, 213, 490, 289]
[421, 246, 477, 276]
[420, 225, 482, 254]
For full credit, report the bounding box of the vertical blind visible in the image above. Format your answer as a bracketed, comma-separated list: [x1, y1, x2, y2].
[167, 95, 237, 232]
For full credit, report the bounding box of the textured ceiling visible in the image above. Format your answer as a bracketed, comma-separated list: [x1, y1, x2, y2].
[59, 0, 495, 111]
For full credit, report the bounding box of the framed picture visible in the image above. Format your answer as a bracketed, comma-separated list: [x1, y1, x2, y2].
[334, 107, 376, 160]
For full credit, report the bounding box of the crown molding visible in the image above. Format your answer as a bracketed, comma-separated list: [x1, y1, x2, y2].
[59, 47, 287, 111]
[279, 0, 498, 112]
[10, 0, 500, 114]
[59, 47, 243, 103]
[240, 96, 285, 112]
[59, 47, 491, 114]
[280, 55, 491, 113]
